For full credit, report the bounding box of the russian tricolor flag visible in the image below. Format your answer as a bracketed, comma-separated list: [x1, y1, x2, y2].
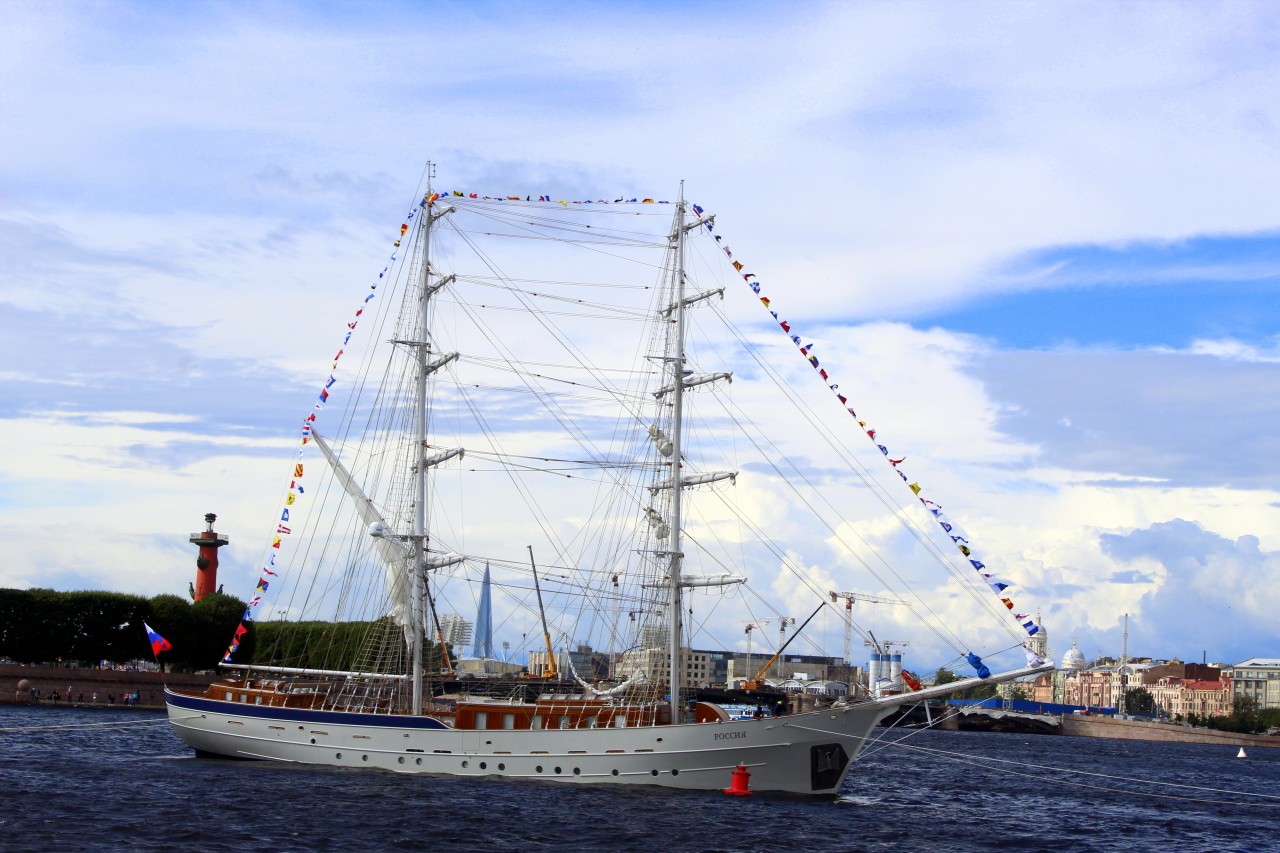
[144, 622, 171, 656]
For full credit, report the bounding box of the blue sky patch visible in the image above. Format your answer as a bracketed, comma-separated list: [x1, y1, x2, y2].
[918, 231, 1280, 349]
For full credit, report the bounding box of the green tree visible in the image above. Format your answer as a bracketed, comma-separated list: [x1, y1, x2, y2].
[188, 593, 252, 671]
[0, 588, 149, 665]
[1123, 687, 1155, 715]
[148, 594, 196, 671]
[0, 588, 69, 662]
[250, 618, 450, 675]
[64, 590, 151, 664]
[929, 666, 996, 701]
[932, 667, 960, 686]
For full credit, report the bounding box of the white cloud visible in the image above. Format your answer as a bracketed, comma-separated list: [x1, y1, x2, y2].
[2, 2, 1280, 669]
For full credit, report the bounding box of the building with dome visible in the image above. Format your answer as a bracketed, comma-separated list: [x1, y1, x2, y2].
[1061, 643, 1086, 670]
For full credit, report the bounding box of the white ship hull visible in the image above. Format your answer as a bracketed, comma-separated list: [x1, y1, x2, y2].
[165, 688, 891, 794]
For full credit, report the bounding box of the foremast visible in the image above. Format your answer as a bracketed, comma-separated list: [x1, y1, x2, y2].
[409, 165, 458, 714]
[666, 185, 688, 724]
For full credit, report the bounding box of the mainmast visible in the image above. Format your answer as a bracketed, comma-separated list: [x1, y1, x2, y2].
[667, 183, 688, 724]
[410, 165, 435, 715]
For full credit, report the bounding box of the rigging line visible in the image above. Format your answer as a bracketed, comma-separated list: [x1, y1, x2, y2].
[460, 354, 656, 374]
[450, 380, 587, 577]
[689, 503, 857, 660]
[461, 204, 675, 238]
[445, 381, 647, 404]
[433, 299, 651, 322]
[0, 719, 178, 732]
[250, 229, 410, 656]
[457, 204, 675, 240]
[275, 205, 425, 629]
[462, 463, 649, 472]
[461, 275, 656, 315]
[442, 213, 666, 271]
[707, 397, 998, 650]
[445, 216, 757, 635]
[461, 449, 653, 467]
[707, 315, 1025, 648]
[460, 467, 642, 480]
[452, 229, 664, 248]
[286, 226, 434, 670]
[447, 232, 653, 427]
[710, 470, 967, 656]
[450, 574, 648, 607]
[449, 198, 672, 216]
[708, 304, 1028, 642]
[685, 385, 971, 652]
[445, 227, 659, 453]
[446, 302, 652, 512]
[683, 589, 730, 651]
[454, 369, 651, 398]
[457, 274, 651, 290]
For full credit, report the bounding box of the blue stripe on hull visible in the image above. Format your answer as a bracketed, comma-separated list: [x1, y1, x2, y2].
[166, 689, 451, 729]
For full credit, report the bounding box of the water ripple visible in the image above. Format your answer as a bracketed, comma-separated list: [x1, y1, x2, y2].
[1, 706, 1277, 852]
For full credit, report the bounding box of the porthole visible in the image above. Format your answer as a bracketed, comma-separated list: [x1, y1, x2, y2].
[554, 766, 562, 774]
[336, 753, 342, 759]
[671, 768, 679, 776]
[650, 769, 658, 776]
[573, 768, 581, 775]
[498, 763, 505, 771]
[536, 765, 543, 773]
[479, 762, 487, 770]
[361, 755, 368, 762]
[398, 757, 405, 764]
[415, 758, 423, 765]
[611, 769, 619, 776]
[461, 760, 469, 768]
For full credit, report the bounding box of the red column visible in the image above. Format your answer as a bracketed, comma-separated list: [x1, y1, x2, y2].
[189, 513, 229, 601]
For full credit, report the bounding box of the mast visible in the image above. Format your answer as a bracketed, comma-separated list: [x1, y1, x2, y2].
[410, 163, 436, 715]
[667, 183, 687, 723]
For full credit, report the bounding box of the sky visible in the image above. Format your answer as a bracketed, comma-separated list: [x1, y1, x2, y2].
[2, 0, 1280, 671]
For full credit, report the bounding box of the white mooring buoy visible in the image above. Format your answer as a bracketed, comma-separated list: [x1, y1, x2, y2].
[1238, 747, 1247, 758]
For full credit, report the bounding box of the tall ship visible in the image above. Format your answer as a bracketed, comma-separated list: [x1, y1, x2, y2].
[166, 168, 1052, 794]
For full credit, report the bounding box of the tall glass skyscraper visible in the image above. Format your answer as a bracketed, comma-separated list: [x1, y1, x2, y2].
[472, 562, 494, 659]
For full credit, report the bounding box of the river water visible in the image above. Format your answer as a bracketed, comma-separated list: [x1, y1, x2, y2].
[1, 705, 1277, 851]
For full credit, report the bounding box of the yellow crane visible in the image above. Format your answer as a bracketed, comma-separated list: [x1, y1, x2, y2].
[740, 604, 824, 691]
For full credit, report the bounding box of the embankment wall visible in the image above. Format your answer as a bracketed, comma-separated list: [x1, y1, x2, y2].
[1062, 714, 1280, 749]
[0, 664, 218, 709]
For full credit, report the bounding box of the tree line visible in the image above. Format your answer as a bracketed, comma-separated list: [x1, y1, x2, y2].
[1, 588, 451, 675]
[1184, 696, 1280, 734]
[0, 588, 251, 671]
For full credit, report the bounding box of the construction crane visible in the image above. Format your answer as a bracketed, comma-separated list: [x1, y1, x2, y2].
[741, 616, 794, 681]
[829, 591, 908, 666]
[755, 615, 795, 679]
[741, 604, 825, 690]
[743, 623, 758, 678]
